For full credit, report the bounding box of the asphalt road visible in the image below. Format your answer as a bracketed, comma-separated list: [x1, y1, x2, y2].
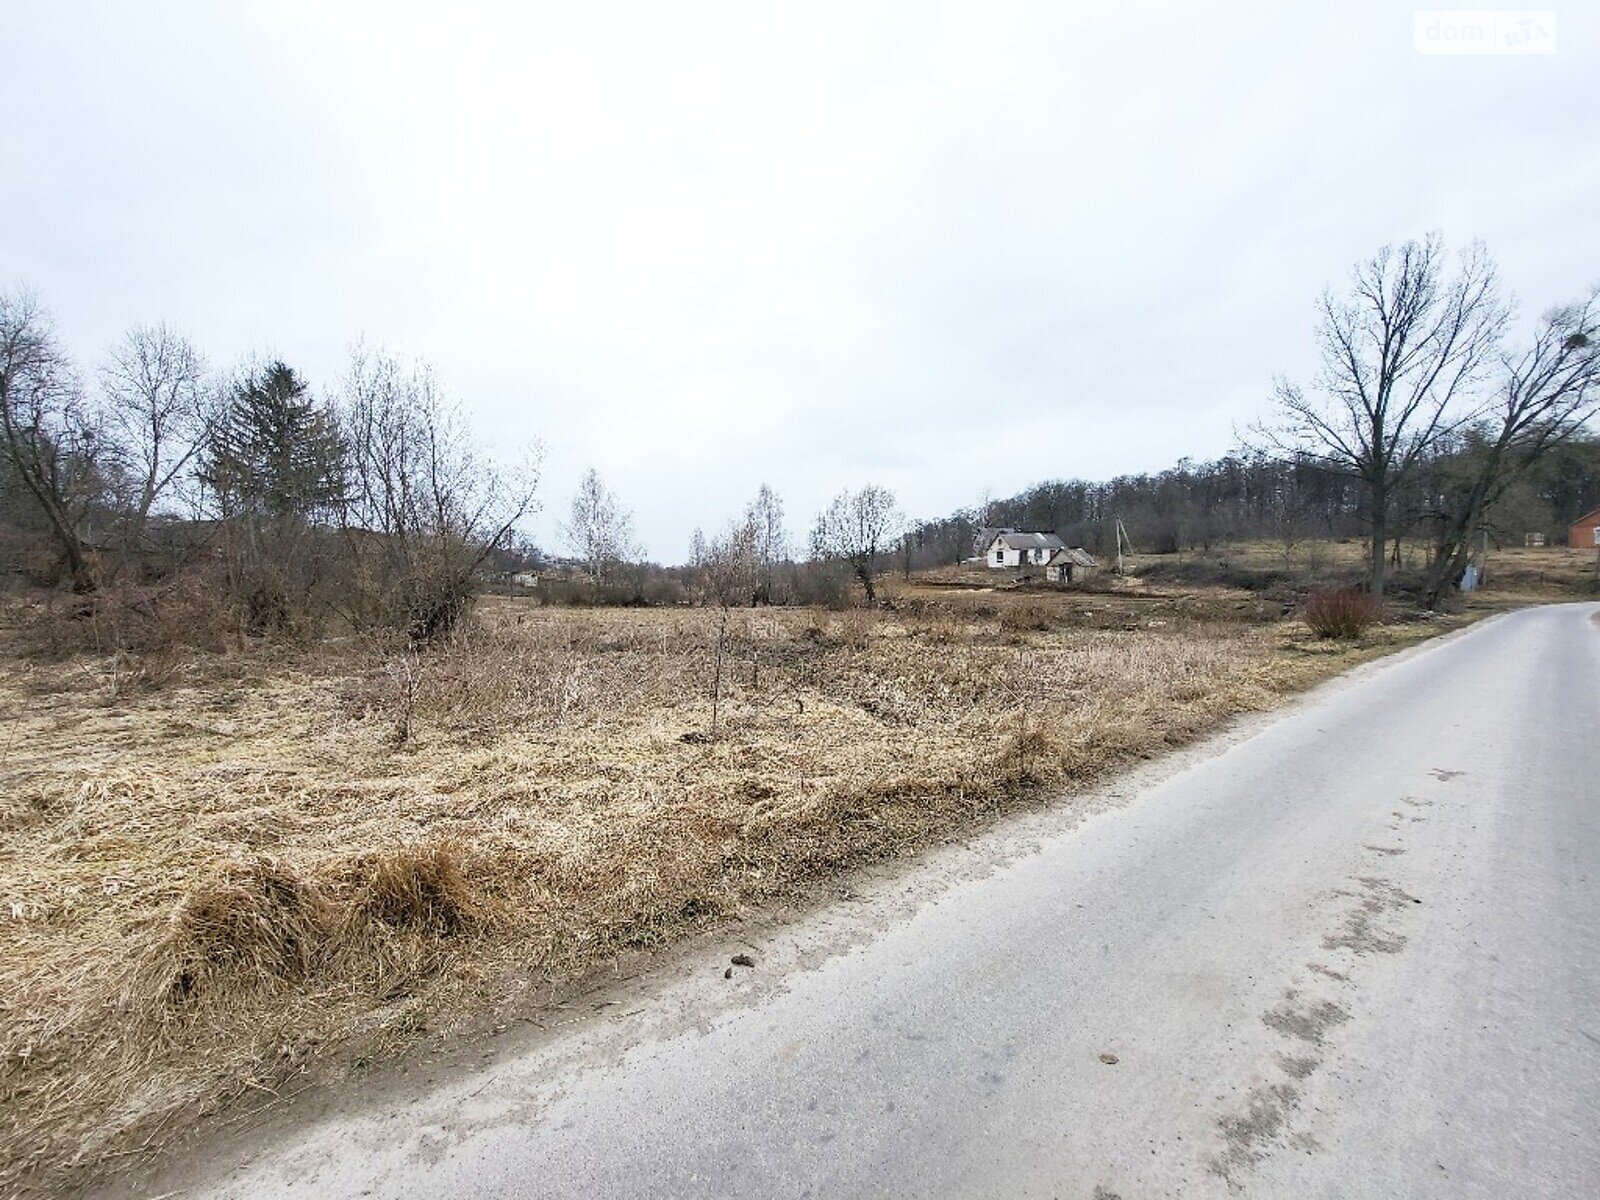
[171, 603, 1600, 1199]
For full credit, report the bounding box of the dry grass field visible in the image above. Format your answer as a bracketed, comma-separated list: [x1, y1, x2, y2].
[1125, 538, 1600, 603]
[0, 551, 1584, 1194]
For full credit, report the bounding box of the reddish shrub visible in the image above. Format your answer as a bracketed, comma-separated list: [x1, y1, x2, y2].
[1301, 588, 1381, 639]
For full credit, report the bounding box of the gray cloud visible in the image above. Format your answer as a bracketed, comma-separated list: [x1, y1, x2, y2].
[5, 1, 1596, 561]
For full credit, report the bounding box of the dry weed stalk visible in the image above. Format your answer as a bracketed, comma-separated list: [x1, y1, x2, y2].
[382, 651, 425, 745]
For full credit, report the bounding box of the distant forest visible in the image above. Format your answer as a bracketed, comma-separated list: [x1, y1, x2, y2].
[904, 435, 1600, 569]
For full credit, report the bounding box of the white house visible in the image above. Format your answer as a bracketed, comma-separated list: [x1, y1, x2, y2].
[984, 531, 1066, 568]
[982, 531, 1099, 582]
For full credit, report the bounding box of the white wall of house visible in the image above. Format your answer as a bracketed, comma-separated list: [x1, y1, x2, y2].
[987, 539, 1018, 567]
[986, 538, 1054, 568]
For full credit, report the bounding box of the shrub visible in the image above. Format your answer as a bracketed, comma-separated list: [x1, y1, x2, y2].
[999, 602, 1054, 639]
[1301, 588, 1381, 639]
[788, 562, 852, 610]
[14, 571, 236, 663]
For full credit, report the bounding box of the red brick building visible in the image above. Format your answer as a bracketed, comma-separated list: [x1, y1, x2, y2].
[1569, 506, 1600, 549]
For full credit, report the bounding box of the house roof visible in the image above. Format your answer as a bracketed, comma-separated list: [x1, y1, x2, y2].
[991, 531, 1065, 551]
[1571, 506, 1600, 527]
[1048, 547, 1099, 568]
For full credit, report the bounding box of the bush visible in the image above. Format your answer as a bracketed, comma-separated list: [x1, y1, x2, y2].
[788, 562, 852, 610]
[1301, 588, 1381, 639]
[13, 571, 236, 662]
[999, 602, 1054, 639]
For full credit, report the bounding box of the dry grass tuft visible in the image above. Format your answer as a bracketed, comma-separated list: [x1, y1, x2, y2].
[355, 842, 478, 936]
[159, 858, 339, 1005]
[999, 602, 1056, 639]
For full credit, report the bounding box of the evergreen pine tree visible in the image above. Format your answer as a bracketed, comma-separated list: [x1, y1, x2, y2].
[203, 362, 344, 522]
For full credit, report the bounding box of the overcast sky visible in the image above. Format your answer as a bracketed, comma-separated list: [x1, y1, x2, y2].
[5, 2, 1596, 561]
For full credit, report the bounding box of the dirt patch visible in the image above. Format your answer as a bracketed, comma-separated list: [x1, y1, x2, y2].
[1321, 876, 1419, 956]
[1277, 1053, 1320, 1080]
[1210, 990, 1350, 1183]
[1211, 1080, 1302, 1183]
[1262, 992, 1351, 1045]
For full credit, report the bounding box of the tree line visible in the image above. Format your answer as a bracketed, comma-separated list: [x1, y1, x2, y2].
[6, 234, 1596, 631]
[0, 285, 912, 631]
[908, 236, 1600, 603]
[906, 435, 1599, 580]
[0, 289, 538, 644]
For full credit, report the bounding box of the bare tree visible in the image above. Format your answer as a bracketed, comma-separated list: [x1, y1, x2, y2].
[899, 527, 917, 578]
[100, 324, 213, 546]
[1262, 452, 1318, 571]
[1421, 290, 1600, 607]
[691, 518, 760, 738]
[563, 467, 638, 581]
[0, 288, 104, 588]
[1265, 236, 1507, 595]
[694, 517, 759, 609]
[339, 346, 541, 642]
[810, 483, 901, 607]
[743, 483, 788, 604]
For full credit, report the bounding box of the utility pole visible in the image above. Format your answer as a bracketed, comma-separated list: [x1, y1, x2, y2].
[1114, 518, 1133, 575]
